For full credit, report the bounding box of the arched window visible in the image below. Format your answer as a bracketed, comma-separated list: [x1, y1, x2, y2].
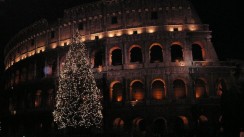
[35, 90, 42, 107]
[195, 79, 208, 99]
[150, 45, 163, 63]
[131, 81, 144, 101]
[151, 80, 165, 100]
[113, 118, 124, 130]
[192, 44, 204, 61]
[197, 115, 210, 137]
[171, 44, 183, 62]
[133, 118, 146, 132]
[130, 47, 142, 63]
[173, 116, 189, 137]
[111, 49, 122, 66]
[111, 82, 123, 102]
[152, 118, 167, 137]
[94, 50, 103, 68]
[216, 79, 226, 96]
[173, 79, 186, 99]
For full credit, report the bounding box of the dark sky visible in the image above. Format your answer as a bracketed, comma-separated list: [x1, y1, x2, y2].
[0, 0, 243, 72]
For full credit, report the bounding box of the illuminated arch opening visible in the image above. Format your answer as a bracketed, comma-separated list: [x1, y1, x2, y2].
[110, 82, 123, 102]
[173, 79, 186, 99]
[130, 80, 144, 101]
[35, 90, 42, 108]
[113, 118, 124, 130]
[195, 79, 208, 99]
[133, 118, 146, 131]
[171, 44, 183, 62]
[150, 44, 163, 63]
[216, 79, 227, 96]
[173, 116, 189, 137]
[151, 79, 166, 100]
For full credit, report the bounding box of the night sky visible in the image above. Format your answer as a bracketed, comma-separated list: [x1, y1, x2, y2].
[0, 0, 243, 72]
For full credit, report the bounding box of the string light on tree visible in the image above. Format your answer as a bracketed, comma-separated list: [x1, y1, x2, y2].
[53, 30, 103, 129]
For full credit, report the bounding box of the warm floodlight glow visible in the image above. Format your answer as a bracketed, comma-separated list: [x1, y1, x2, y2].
[108, 32, 114, 37]
[81, 37, 86, 42]
[51, 43, 58, 49]
[148, 28, 155, 33]
[15, 57, 20, 63]
[178, 27, 183, 31]
[128, 30, 134, 35]
[116, 31, 122, 36]
[137, 29, 142, 34]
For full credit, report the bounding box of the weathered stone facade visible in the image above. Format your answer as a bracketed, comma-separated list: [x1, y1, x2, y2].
[2, 0, 235, 137]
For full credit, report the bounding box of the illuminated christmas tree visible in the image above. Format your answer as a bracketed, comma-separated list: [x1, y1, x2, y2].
[53, 31, 103, 129]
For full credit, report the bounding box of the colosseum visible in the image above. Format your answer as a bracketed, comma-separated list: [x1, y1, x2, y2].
[1, 0, 237, 137]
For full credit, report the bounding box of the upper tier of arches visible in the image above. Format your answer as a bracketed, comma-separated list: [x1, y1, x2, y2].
[4, 0, 212, 70]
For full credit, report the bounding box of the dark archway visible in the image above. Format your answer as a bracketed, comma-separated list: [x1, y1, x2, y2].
[130, 47, 142, 63]
[171, 44, 183, 62]
[192, 44, 203, 61]
[94, 50, 103, 68]
[173, 79, 186, 99]
[112, 49, 122, 66]
[150, 45, 163, 63]
[152, 118, 167, 137]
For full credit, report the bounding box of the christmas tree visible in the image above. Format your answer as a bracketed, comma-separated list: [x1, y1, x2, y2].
[53, 31, 103, 129]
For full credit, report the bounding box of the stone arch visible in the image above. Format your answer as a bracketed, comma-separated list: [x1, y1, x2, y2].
[171, 42, 184, 62]
[152, 117, 167, 137]
[216, 78, 227, 96]
[132, 117, 146, 136]
[130, 80, 144, 101]
[173, 79, 187, 99]
[192, 42, 205, 61]
[35, 90, 42, 107]
[92, 49, 104, 68]
[129, 45, 143, 63]
[173, 116, 189, 137]
[199, 115, 208, 123]
[109, 46, 122, 66]
[110, 81, 123, 102]
[113, 118, 124, 130]
[197, 115, 210, 137]
[195, 78, 208, 99]
[149, 43, 163, 63]
[151, 79, 166, 100]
